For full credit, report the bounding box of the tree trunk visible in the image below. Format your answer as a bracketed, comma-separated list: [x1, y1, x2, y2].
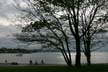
[60, 49, 72, 67]
[75, 38, 81, 67]
[87, 52, 91, 66]
[85, 40, 91, 66]
[66, 57, 72, 67]
[67, 60, 72, 67]
[85, 51, 91, 66]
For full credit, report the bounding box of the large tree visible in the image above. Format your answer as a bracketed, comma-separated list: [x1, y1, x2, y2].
[14, 0, 84, 67]
[15, 20, 73, 66]
[80, 0, 108, 65]
[14, 0, 108, 67]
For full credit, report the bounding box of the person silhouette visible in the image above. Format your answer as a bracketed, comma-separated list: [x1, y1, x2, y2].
[41, 60, 44, 64]
[29, 60, 33, 65]
[5, 60, 7, 64]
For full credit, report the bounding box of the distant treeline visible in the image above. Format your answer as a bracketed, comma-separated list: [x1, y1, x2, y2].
[0, 47, 75, 53]
[0, 48, 60, 53]
[0, 48, 33, 53]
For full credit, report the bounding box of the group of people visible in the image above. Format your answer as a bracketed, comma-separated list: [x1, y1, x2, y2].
[29, 60, 45, 65]
[4, 59, 45, 65]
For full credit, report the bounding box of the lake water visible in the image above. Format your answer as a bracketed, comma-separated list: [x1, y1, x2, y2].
[0, 52, 108, 65]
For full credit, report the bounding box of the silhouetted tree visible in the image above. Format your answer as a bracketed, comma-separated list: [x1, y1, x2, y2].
[14, 0, 108, 67]
[14, 0, 83, 67]
[15, 20, 73, 66]
[81, 0, 108, 65]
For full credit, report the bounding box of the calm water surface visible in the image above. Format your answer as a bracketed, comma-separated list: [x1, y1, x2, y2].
[0, 52, 108, 65]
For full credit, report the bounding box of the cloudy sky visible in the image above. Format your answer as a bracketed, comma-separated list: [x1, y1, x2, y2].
[0, 0, 108, 51]
[0, 0, 27, 48]
[0, 0, 42, 49]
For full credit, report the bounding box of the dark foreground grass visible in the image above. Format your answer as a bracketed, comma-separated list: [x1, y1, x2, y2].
[0, 64, 108, 72]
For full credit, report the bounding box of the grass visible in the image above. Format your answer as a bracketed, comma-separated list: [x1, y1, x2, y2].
[0, 64, 108, 72]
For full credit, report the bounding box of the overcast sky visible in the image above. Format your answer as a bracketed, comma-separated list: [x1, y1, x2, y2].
[0, 0, 27, 48]
[0, 0, 16, 25]
[0, 0, 108, 51]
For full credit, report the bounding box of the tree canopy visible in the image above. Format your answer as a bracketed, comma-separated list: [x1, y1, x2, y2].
[14, 0, 108, 67]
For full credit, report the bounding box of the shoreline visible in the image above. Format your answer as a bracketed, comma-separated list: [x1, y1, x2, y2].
[0, 63, 108, 67]
[0, 63, 67, 67]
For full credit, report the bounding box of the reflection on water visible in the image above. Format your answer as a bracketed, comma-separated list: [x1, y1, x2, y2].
[0, 52, 108, 64]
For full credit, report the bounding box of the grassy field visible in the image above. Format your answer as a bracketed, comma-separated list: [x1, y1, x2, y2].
[0, 64, 108, 72]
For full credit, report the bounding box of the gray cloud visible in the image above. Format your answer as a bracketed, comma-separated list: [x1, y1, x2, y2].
[0, 0, 24, 25]
[0, 0, 20, 48]
[0, 0, 38, 48]
[0, 0, 15, 17]
[0, 25, 20, 48]
[0, 25, 41, 49]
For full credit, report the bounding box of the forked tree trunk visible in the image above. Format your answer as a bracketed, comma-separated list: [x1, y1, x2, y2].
[85, 51, 91, 66]
[75, 38, 81, 67]
[87, 52, 91, 66]
[60, 49, 72, 67]
[85, 40, 91, 66]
